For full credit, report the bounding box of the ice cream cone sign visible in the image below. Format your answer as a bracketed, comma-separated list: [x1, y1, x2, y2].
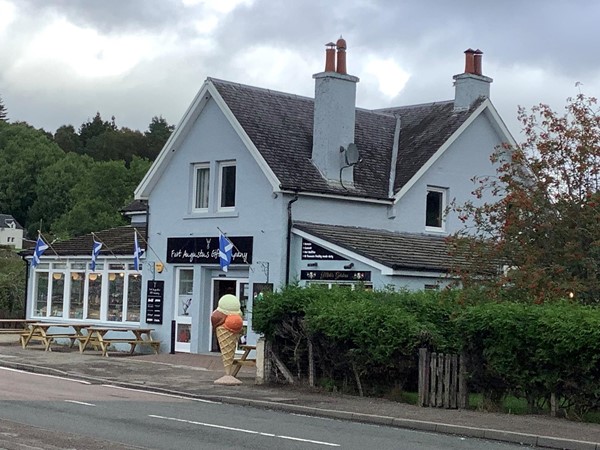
[211, 294, 244, 385]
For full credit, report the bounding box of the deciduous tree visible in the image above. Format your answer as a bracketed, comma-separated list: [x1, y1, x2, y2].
[451, 92, 600, 303]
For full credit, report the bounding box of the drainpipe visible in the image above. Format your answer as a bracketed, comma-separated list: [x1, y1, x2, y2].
[285, 193, 299, 285]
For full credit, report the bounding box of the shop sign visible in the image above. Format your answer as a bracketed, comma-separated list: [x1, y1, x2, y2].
[301, 239, 346, 260]
[167, 236, 253, 264]
[146, 280, 164, 324]
[300, 270, 371, 281]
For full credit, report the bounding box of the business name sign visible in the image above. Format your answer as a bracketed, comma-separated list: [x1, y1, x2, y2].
[167, 236, 253, 264]
[300, 270, 371, 282]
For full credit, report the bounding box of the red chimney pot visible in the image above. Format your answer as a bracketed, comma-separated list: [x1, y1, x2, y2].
[336, 37, 347, 75]
[325, 42, 336, 72]
[464, 48, 475, 74]
[473, 49, 483, 76]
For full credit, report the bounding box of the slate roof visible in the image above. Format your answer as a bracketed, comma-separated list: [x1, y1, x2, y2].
[120, 199, 148, 214]
[21, 226, 146, 257]
[293, 221, 460, 273]
[0, 214, 23, 230]
[212, 78, 484, 200]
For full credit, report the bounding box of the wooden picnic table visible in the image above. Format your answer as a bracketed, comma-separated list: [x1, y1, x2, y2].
[0, 319, 36, 334]
[231, 344, 256, 377]
[20, 322, 91, 351]
[80, 326, 160, 357]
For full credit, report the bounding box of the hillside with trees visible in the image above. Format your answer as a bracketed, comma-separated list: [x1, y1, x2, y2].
[0, 107, 173, 239]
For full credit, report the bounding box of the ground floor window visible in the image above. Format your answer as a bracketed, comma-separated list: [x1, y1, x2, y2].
[31, 260, 141, 323]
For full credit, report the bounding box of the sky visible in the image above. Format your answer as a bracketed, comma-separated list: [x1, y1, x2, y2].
[1, 0, 599, 140]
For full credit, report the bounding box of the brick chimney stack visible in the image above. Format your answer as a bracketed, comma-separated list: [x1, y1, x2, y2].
[453, 48, 493, 110]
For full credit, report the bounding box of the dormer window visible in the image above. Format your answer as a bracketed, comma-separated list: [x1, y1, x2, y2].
[425, 187, 447, 231]
[218, 162, 236, 210]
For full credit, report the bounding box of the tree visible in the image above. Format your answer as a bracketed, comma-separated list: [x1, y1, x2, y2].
[145, 116, 174, 159]
[451, 92, 600, 304]
[53, 125, 81, 154]
[0, 121, 64, 229]
[0, 95, 7, 122]
[79, 112, 117, 149]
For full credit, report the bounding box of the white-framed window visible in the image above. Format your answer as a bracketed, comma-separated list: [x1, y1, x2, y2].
[425, 187, 447, 231]
[193, 163, 210, 211]
[218, 161, 236, 210]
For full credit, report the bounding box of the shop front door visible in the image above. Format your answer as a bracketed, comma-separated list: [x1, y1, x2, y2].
[174, 268, 194, 353]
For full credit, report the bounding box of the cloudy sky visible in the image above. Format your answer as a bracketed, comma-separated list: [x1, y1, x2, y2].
[1, 0, 598, 139]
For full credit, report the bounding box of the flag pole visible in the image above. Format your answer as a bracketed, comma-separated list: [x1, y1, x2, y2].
[133, 227, 166, 268]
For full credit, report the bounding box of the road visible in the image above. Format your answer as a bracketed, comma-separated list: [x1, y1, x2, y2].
[0, 367, 533, 449]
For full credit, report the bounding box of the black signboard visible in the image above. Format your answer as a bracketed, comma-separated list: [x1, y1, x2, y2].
[167, 236, 253, 265]
[146, 280, 164, 324]
[301, 239, 346, 260]
[301, 270, 371, 282]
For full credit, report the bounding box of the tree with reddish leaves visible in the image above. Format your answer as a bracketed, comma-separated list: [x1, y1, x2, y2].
[451, 92, 600, 304]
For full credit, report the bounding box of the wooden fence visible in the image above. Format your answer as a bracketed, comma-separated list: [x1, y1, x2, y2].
[418, 348, 468, 409]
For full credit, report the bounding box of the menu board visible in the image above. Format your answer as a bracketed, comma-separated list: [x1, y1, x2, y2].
[146, 280, 164, 324]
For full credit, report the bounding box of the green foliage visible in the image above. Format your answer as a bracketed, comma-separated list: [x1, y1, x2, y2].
[457, 301, 600, 417]
[0, 116, 156, 238]
[255, 285, 600, 417]
[451, 92, 600, 303]
[0, 247, 25, 315]
[0, 122, 64, 227]
[0, 95, 7, 122]
[253, 286, 460, 394]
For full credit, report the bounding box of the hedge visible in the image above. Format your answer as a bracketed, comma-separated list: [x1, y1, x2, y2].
[252, 285, 600, 417]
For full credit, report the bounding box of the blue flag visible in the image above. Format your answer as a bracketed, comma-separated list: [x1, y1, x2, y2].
[91, 239, 102, 272]
[32, 236, 49, 268]
[133, 231, 144, 271]
[219, 233, 233, 272]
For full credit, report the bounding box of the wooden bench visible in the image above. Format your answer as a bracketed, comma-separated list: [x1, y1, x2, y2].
[232, 344, 256, 377]
[21, 323, 91, 351]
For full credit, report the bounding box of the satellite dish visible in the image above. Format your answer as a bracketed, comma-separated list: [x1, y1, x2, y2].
[345, 143, 360, 165]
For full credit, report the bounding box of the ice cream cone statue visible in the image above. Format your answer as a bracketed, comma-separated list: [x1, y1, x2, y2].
[211, 294, 244, 385]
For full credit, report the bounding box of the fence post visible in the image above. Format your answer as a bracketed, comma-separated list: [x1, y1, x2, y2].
[307, 338, 315, 387]
[429, 352, 437, 406]
[458, 352, 468, 409]
[418, 348, 430, 406]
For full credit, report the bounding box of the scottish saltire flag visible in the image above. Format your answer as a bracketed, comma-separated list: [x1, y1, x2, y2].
[133, 231, 144, 271]
[31, 236, 49, 268]
[219, 233, 233, 272]
[91, 239, 102, 272]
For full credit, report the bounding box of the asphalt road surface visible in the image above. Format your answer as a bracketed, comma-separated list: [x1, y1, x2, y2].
[0, 367, 533, 449]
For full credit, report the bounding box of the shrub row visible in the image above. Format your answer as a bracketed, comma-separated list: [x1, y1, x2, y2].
[252, 285, 600, 416]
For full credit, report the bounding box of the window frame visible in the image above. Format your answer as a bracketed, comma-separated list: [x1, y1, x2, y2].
[425, 186, 447, 232]
[192, 163, 210, 212]
[218, 161, 236, 211]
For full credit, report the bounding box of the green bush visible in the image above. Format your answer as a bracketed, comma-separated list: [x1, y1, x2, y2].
[253, 285, 600, 418]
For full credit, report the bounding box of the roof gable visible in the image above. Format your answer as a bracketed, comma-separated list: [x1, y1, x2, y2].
[137, 77, 511, 203]
[0, 214, 22, 230]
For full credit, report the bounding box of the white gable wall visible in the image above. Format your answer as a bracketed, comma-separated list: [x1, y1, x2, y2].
[144, 97, 289, 351]
[287, 110, 502, 236]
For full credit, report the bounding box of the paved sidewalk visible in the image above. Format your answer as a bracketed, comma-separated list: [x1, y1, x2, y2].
[0, 336, 599, 450]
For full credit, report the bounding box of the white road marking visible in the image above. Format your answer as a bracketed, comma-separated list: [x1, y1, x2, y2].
[149, 414, 340, 447]
[0, 367, 91, 384]
[101, 384, 219, 404]
[65, 400, 96, 407]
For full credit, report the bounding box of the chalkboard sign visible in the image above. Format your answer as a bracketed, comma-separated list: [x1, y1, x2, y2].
[301, 239, 346, 260]
[146, 280, 164, 324]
